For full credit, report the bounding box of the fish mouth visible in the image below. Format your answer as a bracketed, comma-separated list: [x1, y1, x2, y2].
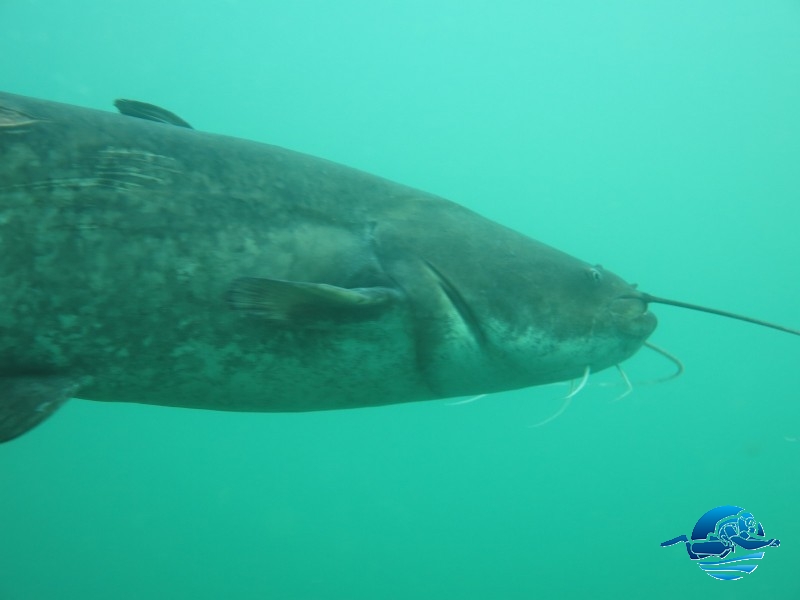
[610, 296, 657, 338]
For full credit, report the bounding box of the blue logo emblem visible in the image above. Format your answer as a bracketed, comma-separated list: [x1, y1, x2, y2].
[661, 505, 780, 580]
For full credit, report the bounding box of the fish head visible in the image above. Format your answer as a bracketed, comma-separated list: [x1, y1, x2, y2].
[490, 259, 658, 385]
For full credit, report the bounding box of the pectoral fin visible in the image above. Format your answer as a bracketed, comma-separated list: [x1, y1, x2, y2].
[0, 376, 84, 443]
[226, 277, 400, 323]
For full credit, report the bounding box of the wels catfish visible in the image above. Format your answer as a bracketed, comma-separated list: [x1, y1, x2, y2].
[0, 92, 796, 443]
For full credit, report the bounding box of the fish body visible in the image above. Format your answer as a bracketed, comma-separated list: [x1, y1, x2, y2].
[0, 92, 655, 441]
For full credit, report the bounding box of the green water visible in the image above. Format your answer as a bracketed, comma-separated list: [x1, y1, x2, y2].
[1, 1, 798, 598]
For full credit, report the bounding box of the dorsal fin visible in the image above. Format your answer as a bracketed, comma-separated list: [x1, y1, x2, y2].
[114, 99, 193, 129]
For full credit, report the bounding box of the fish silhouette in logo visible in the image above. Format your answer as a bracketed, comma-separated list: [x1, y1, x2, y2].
[662, 506, 780, 580]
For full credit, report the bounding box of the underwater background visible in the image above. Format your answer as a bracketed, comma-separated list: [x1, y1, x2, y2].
[1, 1, 798, 598]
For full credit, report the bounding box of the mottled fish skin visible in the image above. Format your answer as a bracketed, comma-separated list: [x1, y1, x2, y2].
[0, 91, 655, 441]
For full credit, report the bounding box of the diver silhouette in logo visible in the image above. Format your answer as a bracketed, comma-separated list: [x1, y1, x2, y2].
[661, 505, 780, 560]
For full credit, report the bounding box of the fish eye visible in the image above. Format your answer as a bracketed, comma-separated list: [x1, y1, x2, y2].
[586, 266, 603, 282]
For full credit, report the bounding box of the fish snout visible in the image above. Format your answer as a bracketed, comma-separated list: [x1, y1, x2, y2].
[610, 296, 657, 339]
